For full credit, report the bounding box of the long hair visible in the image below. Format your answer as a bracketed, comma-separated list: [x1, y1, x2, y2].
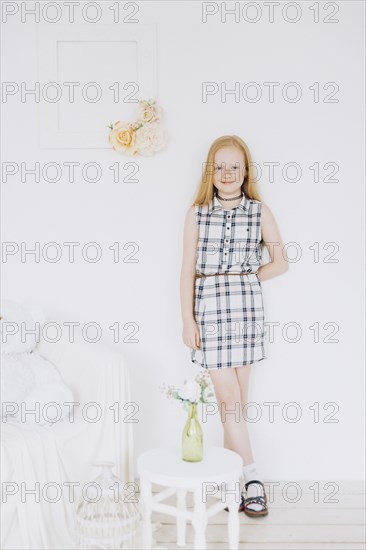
[192, 135, 261, 206]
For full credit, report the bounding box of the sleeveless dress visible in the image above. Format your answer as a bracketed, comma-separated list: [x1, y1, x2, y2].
[191, 192, 267, 369]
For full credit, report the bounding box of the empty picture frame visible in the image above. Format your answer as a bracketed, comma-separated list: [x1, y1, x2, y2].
[37, 24, 157, 148]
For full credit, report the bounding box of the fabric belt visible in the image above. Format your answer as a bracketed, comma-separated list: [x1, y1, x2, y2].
[195, 271, 256, 279]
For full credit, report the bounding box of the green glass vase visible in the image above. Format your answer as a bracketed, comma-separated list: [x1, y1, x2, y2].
[182, 402, 203, 462]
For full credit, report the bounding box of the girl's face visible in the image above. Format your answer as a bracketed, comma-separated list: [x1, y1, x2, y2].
[212, 146, 246, 195]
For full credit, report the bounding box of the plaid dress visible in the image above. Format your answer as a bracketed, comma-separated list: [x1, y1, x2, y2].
[191, 192, 267, 369]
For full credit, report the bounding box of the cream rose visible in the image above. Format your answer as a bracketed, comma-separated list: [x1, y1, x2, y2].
[108, 121, 138, 155]
[136, 100, 162, 124]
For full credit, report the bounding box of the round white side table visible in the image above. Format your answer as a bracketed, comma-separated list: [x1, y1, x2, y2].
[137, 445, 243, 550]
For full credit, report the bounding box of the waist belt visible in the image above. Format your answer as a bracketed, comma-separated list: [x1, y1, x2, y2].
[195, 271, 255, 279]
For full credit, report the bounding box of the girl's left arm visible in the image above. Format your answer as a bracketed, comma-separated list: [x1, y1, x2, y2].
[258, 202, 289, 282]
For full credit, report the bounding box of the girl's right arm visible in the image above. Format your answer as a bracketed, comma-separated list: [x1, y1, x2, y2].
[180, 206, 201, 350]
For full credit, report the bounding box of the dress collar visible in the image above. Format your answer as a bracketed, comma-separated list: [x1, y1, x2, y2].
[208, 192, 250, 214]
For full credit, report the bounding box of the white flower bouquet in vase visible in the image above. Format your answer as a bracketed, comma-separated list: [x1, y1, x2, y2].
[159, 371, 215, 462]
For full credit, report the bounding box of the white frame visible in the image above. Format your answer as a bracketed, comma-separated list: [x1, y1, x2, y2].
[37, 24, 157, 148]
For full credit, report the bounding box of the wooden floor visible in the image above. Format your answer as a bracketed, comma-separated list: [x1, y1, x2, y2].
[135, 480, 366, 550]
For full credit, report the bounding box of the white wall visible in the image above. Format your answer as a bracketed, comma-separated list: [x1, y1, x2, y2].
[1, 1, 365, 480]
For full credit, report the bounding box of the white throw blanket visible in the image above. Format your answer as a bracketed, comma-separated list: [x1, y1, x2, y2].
[1, 421, 75, 549]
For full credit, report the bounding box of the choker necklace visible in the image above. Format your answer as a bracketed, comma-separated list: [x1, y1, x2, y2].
[217, 193, 243, 201]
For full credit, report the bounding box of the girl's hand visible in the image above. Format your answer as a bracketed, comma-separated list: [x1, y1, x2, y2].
[183, 320, 201, 350]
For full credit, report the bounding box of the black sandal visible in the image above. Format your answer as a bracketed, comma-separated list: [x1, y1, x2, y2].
[242, 479, 268, 517]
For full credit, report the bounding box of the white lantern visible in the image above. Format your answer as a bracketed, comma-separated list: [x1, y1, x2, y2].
[75, 461, 141, 549]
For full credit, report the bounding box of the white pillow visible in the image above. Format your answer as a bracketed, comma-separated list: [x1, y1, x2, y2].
[1, 300, 74, 425]
[1, 351, 74, 425]
[0, 300, 44, 354]
[0, 352, 35, 405]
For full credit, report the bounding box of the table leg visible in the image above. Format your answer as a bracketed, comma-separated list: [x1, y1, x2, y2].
[226, 480, 240, 550]
[140, 477, 153, 549]
[192, 487, 208, 550]
[176, 488, 187, 547]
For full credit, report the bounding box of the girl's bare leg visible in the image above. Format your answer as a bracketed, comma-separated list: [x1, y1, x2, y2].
[208, 365, 253, 464]
[234, 365, 254, 464]
[209, 366, 266, 512]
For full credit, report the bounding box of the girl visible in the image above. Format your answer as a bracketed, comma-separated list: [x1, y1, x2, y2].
[180, 135, 288, 516]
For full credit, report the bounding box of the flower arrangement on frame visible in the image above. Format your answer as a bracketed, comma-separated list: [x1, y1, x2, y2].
[108, 98, 167, 156]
